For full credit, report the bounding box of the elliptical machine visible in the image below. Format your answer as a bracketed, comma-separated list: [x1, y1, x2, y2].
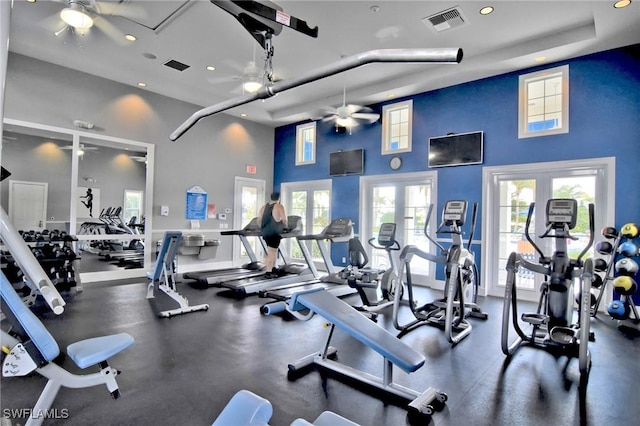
[501, 198, 595, 378]
[339, 223, 402, 319]
[393, 200, 488, 344]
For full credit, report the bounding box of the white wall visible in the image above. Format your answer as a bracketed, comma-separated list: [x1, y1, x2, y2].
[3, 52, 275, 264]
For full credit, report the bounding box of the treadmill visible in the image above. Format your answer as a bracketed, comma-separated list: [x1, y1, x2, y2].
[216, 216, 313, 296]
[182, 218, 266, 287]
[258, 217, 358, 306]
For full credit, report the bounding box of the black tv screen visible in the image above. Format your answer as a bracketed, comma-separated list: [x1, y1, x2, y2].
[428, 131, 483, 168]
[329, 149, 364, 176]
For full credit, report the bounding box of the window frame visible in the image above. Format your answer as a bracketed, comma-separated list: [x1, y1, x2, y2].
[295, 121, 317, 165]
[381, 99, 413, 155]
[518, 64, 569, 139]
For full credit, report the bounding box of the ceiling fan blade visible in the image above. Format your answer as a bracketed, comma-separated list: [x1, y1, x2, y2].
[351, 112, 381, 123]
[37, 11, 69, 34]
[207, 75, 242, 85]
[346, 104, 364, 114]
[92, 1, 149, 21]
[93, 16, 128, 45]
[322, 114, 338, 123]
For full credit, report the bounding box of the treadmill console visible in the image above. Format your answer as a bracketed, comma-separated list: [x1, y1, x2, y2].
[546, 199, 578, 229]
[442, 200, 467, 226]
[377, 223, 397, 248]
[324, 218, 354, 238]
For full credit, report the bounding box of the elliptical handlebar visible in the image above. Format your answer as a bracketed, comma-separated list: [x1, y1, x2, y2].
[467, 202, 478, 248]
[576, 203, 595, 264]
[423, 204, 445, 252]
[367, 237, 401, 251]
[524, 202, 546, 261]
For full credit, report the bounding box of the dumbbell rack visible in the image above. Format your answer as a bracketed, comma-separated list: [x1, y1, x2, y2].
[610, 228, 640, 330]
[591, 233, 622, 317]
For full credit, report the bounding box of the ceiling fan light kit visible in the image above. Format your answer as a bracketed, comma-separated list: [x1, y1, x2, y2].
[60, 2, 93, 30]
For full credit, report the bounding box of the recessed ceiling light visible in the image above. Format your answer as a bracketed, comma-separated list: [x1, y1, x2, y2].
[534, 56, 546, 62]
[613, 0, 631, 8]
[137, 82, 147, 87]
[479, 6, 494, 15]
[26, 0, 37, 3]
[206, 65, 216, 71]
[370, 5, 380, 12]
[240, 113, 248, 117]
[124, 34, 136, 42]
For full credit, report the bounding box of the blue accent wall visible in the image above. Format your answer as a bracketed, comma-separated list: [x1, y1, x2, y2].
[274, 45, 640, 299]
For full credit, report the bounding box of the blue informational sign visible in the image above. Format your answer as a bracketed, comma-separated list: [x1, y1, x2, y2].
[185, 186, 207, 220]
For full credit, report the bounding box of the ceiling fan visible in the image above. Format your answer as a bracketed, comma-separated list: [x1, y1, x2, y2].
[60, 143, 99, 157]
[320, 86, 381, 132]
[40, 0, 145, 43]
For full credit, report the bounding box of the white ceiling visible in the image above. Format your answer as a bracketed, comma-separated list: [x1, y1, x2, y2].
[7, 0, 640, 130]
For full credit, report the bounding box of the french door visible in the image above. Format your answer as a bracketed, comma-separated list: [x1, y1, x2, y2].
[361, 172, 437, 285]
[281, 180, 331, 267]
[233, 177, 265, 265]
[483, 158, 615, 301]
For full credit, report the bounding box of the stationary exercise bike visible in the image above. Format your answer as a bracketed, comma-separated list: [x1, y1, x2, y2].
[393, 200, 488, 344]
[501, 199, 595, 378]
[339, 223, 402, 319]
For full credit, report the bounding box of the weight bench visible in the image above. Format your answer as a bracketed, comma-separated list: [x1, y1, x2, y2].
[212, 389, 359, 426]
[1, 271, 134, 426]
[286, 288, 447, 419]
[146, 231, 209, 318]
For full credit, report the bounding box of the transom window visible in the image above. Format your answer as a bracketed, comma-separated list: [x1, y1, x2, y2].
[518, 65, 569, 138]
[295, 122, 316, 165]
[382, 99, 413, 155]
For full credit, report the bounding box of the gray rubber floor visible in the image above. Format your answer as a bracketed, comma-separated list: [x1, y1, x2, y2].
[1, 278, 639, 425]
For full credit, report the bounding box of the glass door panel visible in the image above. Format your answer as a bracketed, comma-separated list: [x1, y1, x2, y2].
[281, 180, 331, 268]
[362, 174, 436, 285]
[370, 185, 395, 268]
[233, 177, 264, 265]
[403, 184, 431, 277]
[552, 176, 596, 261]
[497, 179, 537, 291]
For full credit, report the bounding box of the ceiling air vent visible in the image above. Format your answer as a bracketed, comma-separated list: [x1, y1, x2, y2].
[163, 59, 190, 72]
[423, 6, 468, 33]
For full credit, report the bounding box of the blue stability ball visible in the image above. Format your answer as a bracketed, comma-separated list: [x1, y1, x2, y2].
[608, 300, 630, 320]
[618, 241, 639, 257]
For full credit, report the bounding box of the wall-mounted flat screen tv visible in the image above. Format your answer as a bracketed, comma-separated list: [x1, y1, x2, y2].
[428, 131, 484, 168]
[329, 149, 364, 176]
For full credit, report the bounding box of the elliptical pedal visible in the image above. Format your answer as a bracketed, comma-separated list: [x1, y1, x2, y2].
[521, 313, 548, 326]
[549, 326, 577, 345]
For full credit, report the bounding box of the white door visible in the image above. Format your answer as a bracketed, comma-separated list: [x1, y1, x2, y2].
[281, 180, 331, 268]
[361, 172, 437, 285]
[483, 158, 615, 301]
[233, 177, 265, 265]
[8, 180, 48, 231]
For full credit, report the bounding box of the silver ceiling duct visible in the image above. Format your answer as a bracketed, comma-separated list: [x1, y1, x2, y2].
[170, 47, 463, 141]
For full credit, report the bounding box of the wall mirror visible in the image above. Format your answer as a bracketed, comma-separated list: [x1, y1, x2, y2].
[1, 119, 154, 283]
